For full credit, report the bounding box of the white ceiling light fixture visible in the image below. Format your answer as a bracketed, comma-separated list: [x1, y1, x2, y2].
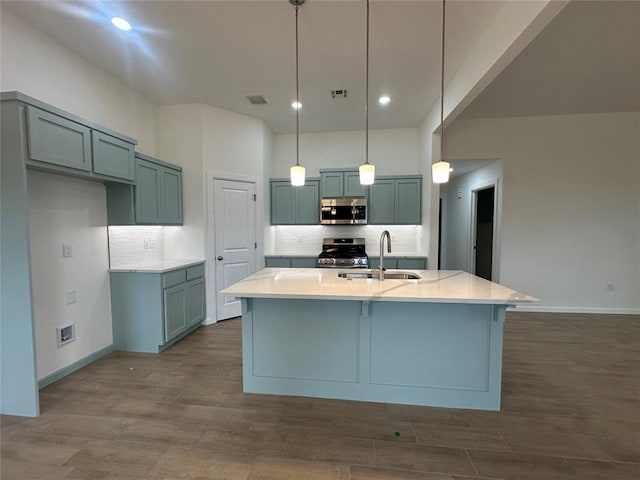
[110, 16, 131, 31]
[378, 95, 390, 106]
[359, 0, 375, 186]
[289, 0, 306, 187]
[432, 0, 450, 184]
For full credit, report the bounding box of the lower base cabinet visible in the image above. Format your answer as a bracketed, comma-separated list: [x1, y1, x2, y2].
[110, 263, 206, 353]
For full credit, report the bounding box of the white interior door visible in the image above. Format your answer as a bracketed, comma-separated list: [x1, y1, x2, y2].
[214, 179, 256, 320]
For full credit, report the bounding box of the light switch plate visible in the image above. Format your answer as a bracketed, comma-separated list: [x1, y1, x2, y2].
[62, 244, 73, 257]
[65, 289, 77, 305]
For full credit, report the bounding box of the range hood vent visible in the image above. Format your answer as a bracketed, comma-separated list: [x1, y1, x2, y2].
[246, 94, 269, 105]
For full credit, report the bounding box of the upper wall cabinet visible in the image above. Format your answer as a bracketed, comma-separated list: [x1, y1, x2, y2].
[106, 153, 183, 225]
[320, 169, 367, 198]
[270, 179, 320, 225]
[0, 92, 137, 183]
[368, 175, 422, 225]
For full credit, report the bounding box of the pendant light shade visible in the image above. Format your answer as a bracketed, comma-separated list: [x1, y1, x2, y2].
[359, 163, 375, 185]
[290, 164, 306, 186]
[290, 0, 306, 186]
[359, 0, 375, 185]
[432, 160, 450, 184]
[432, 0, 450, 184]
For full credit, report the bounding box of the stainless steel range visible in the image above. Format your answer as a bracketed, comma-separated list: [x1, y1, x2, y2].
[317, 238, 368, 269]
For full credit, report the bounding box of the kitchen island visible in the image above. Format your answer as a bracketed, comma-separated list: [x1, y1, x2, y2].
[221, 268, 536, 411]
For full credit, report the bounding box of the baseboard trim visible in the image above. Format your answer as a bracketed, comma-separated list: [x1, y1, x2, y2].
[201, 316, 217, 326]
[38, 344, 115, 389]
[508, 305, 640, 315]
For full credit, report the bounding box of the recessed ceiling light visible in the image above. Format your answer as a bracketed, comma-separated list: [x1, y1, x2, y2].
[292, 101, 302, 110]
[111, 17, 132, 31]
[378, 96, 390, 105]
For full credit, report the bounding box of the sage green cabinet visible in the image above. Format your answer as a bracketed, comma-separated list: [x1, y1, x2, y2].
[369, 176, 422, 225]
[320, 169, 366, 198]
[92, 131, 135, 181]
[270, 179, 320, 225]
[110, 262, 205, 353]
[26, 106, 92, 172]
[265, 256, 318, 268]
[24, 103, 135, 182]
[369, 256, 428, 270]
[106, 154, 183, 225]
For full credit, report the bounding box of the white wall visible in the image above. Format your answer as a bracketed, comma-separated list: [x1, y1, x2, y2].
[27, 172, 113, 379]
[1, 7, 161, 382]
[273, 128, 420, 177]
[441, 161, 503, 277]
[446, 112, 640, 312]
[157, 103, 268, 322]
[0, 8, 157, 155]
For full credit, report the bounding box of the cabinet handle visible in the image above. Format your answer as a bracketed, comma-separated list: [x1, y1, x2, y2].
[217, 256, 224, 261]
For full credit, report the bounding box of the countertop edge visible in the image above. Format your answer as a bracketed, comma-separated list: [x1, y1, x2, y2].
[109, 259, 205, 273]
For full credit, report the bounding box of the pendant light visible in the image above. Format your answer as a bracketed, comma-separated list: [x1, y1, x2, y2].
[290, 0, 306, 186]
[432, 0, 450, 184]
[359, 0, 375, 185]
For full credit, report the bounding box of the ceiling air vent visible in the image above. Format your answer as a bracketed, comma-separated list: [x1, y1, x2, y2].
[246, 94, 269, 105]
[331, 89, 348, 98]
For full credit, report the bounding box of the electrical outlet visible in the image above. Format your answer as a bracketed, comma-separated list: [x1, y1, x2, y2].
[62, 244, 73, 257]
[606, 282, 615, 292]
[150, 239, 156, 249]
[65, 289, 77, 305]
[144, 239, 150, 249]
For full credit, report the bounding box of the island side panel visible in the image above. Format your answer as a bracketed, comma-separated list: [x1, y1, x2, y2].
[241, 297, 507, 410]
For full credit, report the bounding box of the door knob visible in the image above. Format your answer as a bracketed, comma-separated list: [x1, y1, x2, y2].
[217, 256, 224, 261]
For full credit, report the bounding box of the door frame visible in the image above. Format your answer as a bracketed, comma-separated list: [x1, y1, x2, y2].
[206, 172, 263, 324]
[468, 178, 500, 282]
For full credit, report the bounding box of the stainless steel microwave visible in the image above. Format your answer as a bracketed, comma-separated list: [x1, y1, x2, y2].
[320, 198, 367, 225]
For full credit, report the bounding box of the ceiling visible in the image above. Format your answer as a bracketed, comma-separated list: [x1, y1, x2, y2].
[3, 1, 638, 134]
[460, 0, 640, 119]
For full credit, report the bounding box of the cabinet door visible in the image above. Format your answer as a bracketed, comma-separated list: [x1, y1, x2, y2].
[295, 181, 320, 224]
[164, 284, 187, 341]
[395, 178, 422, 224]
[265, 257, 292, 267]
[92, 131, 135, 181]
[291, 257, 318, 268]
[26, 106, 91, 172]
[344, 172, 367, 197]
[186, 278, 206, 327]
[397, 257, 427, 269]
[321, 172, 344, 197]
[270, 182, 295, 225]
[368, 179, 395, 224]
[161, 167, 183, 224]
[135, 159, 162, 224]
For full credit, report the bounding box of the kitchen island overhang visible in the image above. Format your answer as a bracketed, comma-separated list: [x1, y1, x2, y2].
[222, 268, 537, 411]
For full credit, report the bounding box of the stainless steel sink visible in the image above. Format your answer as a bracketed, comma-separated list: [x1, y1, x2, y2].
[338, 269, 421, 280]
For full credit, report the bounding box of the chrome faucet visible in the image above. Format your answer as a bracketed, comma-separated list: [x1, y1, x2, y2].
[378, 230, 392, 280]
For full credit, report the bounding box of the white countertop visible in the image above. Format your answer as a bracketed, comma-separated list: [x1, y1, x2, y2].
[109, 259, 205, 273]
[221, 268, 537, 305]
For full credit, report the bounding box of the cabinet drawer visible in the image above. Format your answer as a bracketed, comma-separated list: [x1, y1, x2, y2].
[186, 263, 205, 280]
[163, 268, 186, 288]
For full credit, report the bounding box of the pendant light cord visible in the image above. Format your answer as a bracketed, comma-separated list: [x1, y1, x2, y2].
[295, 5, 300, 167]
[440, 0, 446, 160]
[365, 0, 369, 165]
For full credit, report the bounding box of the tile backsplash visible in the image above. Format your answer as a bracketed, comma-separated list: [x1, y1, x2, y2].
[268, 225, 425, 256]
[108, 226, 165, 268]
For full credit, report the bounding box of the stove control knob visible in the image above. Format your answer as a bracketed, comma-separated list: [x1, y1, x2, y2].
[330, 258, 336, 265]
[349, 259, 356, 265]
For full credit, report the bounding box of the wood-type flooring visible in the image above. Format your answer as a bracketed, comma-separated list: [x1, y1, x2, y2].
[1, 312, 638, 479]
